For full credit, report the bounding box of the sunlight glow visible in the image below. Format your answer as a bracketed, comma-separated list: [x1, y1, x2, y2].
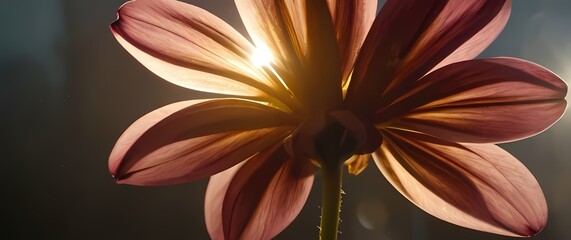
[251, 44, 274, 67]
[250, 43, 295, 99]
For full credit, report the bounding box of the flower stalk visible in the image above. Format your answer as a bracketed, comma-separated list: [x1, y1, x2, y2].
[319, 163, 343, 240]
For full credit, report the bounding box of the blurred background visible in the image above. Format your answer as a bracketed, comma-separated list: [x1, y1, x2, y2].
[1, 0, 570, 239]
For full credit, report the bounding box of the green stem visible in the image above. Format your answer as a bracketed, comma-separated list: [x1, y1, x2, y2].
[319, 164, 343, 240]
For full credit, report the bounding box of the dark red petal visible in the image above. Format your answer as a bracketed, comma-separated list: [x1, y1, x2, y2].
[109, 99, 296, 185]
[205, 145, 314, 239]
[347, 0, 510, 112]
[374, 129, 547, 237]
[380, 58, 567, 143]
[327, 0, 378, 86]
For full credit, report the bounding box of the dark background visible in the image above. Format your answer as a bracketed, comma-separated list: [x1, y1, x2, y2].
[1, 0, 570, 239]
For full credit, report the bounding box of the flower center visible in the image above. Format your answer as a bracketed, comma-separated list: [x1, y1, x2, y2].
[285, 110, 381, 167]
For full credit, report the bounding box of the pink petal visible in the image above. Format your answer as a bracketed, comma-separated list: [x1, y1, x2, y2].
[374, 129, 547, 237]
[205, 145, 314, 240]
[347, 0, 511, 112]
[379, 58, 567, 143]
[205, 162, 244, 240]
[111, 0, 286, 101]
[327, 0, 378, 86]
[109, 99, 296, 185]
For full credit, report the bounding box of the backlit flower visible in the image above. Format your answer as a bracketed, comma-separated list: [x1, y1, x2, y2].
[110, 0, 567, 239]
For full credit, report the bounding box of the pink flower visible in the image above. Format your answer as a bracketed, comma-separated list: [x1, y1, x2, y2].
[110, 0, 567, 239]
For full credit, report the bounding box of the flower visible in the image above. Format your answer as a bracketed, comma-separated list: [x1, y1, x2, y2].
[109, 0, 567, 239]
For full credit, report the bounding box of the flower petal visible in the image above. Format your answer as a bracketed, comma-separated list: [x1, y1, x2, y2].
[109, 99, 296, 185]
[430, 1, 510, 72]
[347, 0, 511, 111]
[111, 0, 285, 100]
[374, 129, 547, 237]
[380, 58, 567, 143]
[235, 0, 345, 110]
[304, 0, 344, 110]
[345, 154, 370, 175]
[205, 162, 243, 240]
[235, 0, 305, 62]
[327, 0, 378, 85]
[205, 144, 314, 240]
[235, 0, 307, 97]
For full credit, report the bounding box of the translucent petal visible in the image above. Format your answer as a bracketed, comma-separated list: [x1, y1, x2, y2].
[375, 129, 547, 237]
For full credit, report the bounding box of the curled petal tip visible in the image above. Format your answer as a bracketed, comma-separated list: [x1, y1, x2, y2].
[527, 228, 543, 238]
[111, 0, 134, 24]
[111, 174, 126, 185]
